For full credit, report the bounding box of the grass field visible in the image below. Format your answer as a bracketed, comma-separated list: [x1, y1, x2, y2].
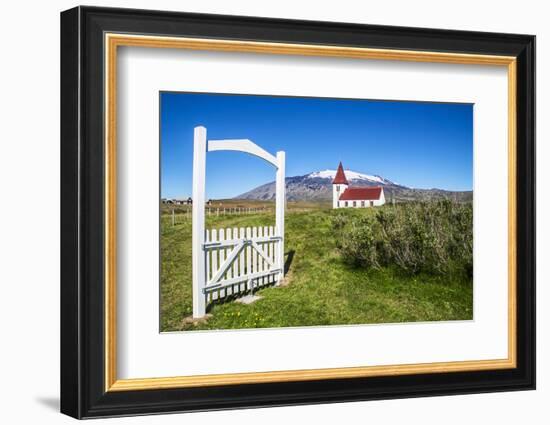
[160, 201, 473, 332]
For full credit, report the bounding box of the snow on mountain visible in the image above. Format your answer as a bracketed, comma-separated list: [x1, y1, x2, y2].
[307, 169, 394, 185]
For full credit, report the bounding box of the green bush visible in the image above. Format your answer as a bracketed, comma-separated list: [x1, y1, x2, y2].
[333, 200, 473, 276]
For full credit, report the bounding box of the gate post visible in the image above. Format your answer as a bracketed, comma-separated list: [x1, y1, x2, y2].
[192, 126, 207, 318]
[275, 151, 285, 285]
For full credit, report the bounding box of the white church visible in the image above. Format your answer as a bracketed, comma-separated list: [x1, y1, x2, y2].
[332, 162, 386, 209]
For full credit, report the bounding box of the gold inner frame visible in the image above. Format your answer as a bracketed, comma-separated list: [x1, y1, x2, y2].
[104, 33, 517, 392]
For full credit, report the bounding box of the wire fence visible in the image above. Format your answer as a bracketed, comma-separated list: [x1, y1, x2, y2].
[164, 207, 273, 226]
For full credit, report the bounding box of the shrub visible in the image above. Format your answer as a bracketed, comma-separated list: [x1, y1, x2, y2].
[333, 200, 473, 276]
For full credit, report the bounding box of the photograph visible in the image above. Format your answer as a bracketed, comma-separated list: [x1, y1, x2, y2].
[160, 92, 474, 332]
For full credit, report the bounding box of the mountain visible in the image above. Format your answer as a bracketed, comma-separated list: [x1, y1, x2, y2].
[235, 169, 472, 203]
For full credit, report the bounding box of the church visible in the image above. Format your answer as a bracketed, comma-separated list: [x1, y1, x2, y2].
[332, 162, 386, 209]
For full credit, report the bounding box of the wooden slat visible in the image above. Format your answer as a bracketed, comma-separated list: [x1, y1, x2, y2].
[204, 269, 281, 292]
[203, 235, 280, 249]
[263, 226, 269, 286]
[276, 225, 280, 283]
[274, 226, 278, 283]
[266, 227, 271, 285]
[246, 227, 252, 291]
[232, 226, 239, 294]
[226, 228, 233, 296]
[265, 226, 270, 285]
[269, 226, 274, 283]
[252, 227, 258, 291]
[226, 229, 233, 279]
[239, 227, 245, 293]
[219, 228, 226, 298]
[204, 229, 209, 302]
[211, 229, 218, 301]
[251, 240, 276, 270]
[205, 229, 210, 283]
[257, 227, 263, 286]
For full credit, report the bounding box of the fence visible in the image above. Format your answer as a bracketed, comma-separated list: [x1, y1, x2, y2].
[202, 225, 282, 303]
[168, 207, 273, 226]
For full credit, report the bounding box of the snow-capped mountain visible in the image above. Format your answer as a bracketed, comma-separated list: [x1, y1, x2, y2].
[307, 169, 396, 186]
[235, 169, 472, 203]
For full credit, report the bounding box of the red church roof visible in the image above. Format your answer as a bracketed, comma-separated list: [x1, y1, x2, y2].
[332, 162, 349, 185]
[339, 187, 383, 201]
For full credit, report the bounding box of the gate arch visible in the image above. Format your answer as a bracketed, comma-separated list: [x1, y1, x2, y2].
[192, 126, 285, 318]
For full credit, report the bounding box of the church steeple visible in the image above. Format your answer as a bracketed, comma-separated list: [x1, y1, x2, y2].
[332, 162, 349, 185]
[332, 162, 349, 209]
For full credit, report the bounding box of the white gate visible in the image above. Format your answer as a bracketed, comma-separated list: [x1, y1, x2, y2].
[203, 225, 282, 303]
[192, 126, 285, 318]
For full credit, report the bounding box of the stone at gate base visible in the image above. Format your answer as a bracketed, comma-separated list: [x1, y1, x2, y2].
[235, 294, 263, 305]
[182, 313, 212, 326]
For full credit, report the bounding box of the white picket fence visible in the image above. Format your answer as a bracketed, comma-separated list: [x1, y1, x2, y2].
[202, 225, 282, 303]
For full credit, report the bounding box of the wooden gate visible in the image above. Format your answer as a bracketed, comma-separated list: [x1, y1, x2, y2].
[192, 126, 285, 318]
[203, 226, 282, 303]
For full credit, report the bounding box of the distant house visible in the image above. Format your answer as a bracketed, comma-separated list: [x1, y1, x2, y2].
[186, 197, 193, 205]
[164, 198, 188, 205]
[332, 162, 385, 208]
[206, 199, 213, 206]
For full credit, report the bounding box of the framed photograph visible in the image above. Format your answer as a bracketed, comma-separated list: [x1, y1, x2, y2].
[60, 6, 535, 419]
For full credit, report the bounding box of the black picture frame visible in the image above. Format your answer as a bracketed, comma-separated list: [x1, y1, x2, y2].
[61, 5, 535, 419]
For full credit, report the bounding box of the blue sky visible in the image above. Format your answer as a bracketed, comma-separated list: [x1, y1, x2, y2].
[160, 92, 473, 199]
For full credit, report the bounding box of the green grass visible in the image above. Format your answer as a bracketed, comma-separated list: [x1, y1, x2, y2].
[160, 206, 473, 332]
